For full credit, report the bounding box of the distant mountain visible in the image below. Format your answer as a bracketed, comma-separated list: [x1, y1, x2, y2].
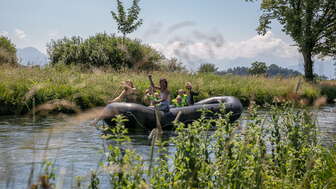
[17, 47, 49, 66]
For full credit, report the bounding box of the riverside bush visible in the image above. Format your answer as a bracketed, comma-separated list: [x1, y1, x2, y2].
[0, 36, 17, 65]
[319, 80, 336, 103]
[47, 33, 163, 70]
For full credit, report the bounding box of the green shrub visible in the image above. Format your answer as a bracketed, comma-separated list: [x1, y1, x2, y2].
[47, 33, 163, 70]
[320, 81, 336, 103]
[0, 36, 18, 65]
[80, 104, 336, 188]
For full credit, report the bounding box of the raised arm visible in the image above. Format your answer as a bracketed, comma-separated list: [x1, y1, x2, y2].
[109, 90, 126, 103]
[148, 75, 159, 90]
[123, 85, 136, 91]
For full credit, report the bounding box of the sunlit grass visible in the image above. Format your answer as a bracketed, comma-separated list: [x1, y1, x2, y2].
[0, 64, 322, 115]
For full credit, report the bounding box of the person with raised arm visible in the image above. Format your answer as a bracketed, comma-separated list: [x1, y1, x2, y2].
[108, 80, 137, 103]
[148, 75, 171, 112]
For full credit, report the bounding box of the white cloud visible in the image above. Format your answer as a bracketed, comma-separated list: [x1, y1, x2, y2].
[150, 31, 300, 63]
[0, 31, 9, 37]
[14, 29, 26, 39]
[48, 31, 61, 39]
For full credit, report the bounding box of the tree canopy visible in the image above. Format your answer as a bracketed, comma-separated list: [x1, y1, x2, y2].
[249, 61, 267, 75]
[198, 63, 218, 73]
[111, 0, 143, 39]
[218, 63, 302, 77]
[0, 36, 17, 65]
[249, 0, 336, 81]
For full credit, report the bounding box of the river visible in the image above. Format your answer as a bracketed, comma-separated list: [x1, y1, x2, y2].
[0, 106, 335, 188]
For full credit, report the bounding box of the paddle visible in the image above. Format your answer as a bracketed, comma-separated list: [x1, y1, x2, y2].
[148, 75, 163, 135]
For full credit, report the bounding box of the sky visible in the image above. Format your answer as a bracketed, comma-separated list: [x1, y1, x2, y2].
[0, 0, 334, 76]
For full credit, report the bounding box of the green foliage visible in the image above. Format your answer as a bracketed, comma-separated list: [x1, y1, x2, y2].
[0, 36, 17, 65]
[249, 61, 268, 75]
[254, 0, 336, 81]
[100, 115, 147, 188]
[111, 0, 143, 38]
[29, 161, 56, 189]
[267, 64, 302, 77]
[198, 63, 218, 73]
[0, 65, 323, 115]
[319, 81, 336, 102]
[218, 66, 250, 76]
[89, 171, 100, 189]
[159, 57, 186, 72]
[88, 105, 336, 188]
[219, 64, 302, 77]
[47, 33, 163, 69]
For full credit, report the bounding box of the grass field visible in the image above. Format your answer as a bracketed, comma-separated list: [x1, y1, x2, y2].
[0, 64, 328, 115]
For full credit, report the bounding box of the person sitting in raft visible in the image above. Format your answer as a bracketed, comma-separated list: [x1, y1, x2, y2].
[148, 75, 171, 112]
[92, 80, 136, 126]
[143, 88, 160, 107]
[185, 82, 199, 105]
[108, 80, 137, 103]
[172, 89, 188, 107]
[143, 88, 153, 106]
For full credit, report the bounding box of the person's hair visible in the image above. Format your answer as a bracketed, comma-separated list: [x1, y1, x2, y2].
[178, 89, 184, 94]
[159, 78, 168, 88]
[126, 80, 134, 88]
[185, 82, 192, 88]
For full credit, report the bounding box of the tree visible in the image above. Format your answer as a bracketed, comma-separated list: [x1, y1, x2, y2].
[198, 63, 218, 73]
[249, 61, 267, 75]
[217, 67, 250, 76]
[161, 57, 186, 72]
[111, 0, 143, 40]
[0, 36, 17, 65]
[251, 0, 336, 81]
[218, 64, 302, 77]
[267, 64, 302, 77]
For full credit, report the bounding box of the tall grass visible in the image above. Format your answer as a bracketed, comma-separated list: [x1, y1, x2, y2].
[0, 64, 321, 115]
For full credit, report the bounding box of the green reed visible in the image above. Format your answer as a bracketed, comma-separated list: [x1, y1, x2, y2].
[65, 104, 335, 189]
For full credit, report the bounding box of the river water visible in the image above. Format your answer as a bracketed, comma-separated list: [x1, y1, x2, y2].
[0, 106, 335, 188]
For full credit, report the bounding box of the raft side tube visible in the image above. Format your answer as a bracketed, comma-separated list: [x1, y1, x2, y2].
[102, 96, 243, 130]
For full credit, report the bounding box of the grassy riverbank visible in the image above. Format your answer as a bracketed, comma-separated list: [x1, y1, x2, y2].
[0, 64, 327, 115]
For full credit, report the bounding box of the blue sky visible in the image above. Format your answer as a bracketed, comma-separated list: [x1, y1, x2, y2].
[0, 0, 282, 50]
[0, 0, 334, 76]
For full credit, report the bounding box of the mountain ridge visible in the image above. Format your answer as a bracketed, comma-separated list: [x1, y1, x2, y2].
[17, 47, 49, 66]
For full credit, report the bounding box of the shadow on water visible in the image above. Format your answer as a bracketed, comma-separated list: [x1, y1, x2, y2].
[0, 105, 335, 188]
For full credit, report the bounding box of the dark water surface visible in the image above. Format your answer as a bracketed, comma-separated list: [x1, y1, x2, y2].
[0, 106, 335, 188]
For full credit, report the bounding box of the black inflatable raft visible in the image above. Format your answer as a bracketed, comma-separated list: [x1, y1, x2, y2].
[101, 96, 243, 130]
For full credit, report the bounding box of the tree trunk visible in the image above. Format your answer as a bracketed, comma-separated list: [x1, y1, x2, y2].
[122, 33, 126, 68]
[302, 50, 314, 81]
